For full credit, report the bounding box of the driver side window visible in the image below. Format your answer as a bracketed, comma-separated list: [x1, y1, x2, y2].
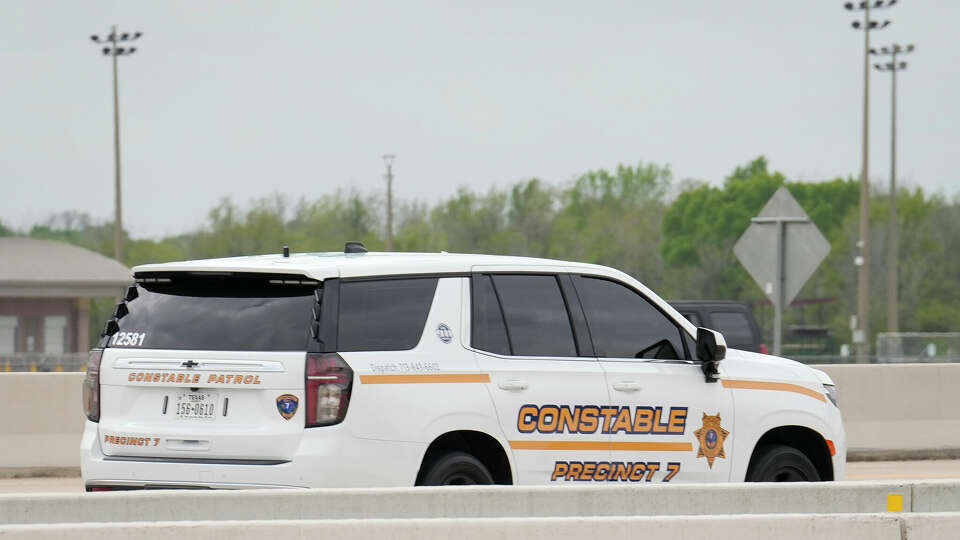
[574, 276, 687, 360]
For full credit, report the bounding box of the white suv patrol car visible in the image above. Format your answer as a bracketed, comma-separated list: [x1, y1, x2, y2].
[81, 245, 845, 490]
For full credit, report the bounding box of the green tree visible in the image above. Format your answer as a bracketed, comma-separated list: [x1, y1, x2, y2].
[506, 178, 556, 257]
[22, 156, 960, 356]
[430, 188, 510, 254]
[551, 163, 671, 287]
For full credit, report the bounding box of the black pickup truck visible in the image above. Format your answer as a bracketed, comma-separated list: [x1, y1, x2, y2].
[669, 300, 767, 355]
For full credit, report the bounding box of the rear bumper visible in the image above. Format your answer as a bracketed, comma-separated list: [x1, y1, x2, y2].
[80, 421, 425, 490]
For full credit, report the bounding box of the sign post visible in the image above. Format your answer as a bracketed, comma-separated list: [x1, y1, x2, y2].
[734, 188, 830, 356]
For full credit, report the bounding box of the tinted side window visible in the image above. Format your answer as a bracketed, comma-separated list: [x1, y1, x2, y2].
[472, 275, 511, 355]
[492, 275, 577, 357]
[338, 278, 438, 351]
[710, 311, 754, 346]
[575, 276, 686, 360]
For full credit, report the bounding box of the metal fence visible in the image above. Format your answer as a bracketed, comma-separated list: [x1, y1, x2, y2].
[876, 332, 960, 363]
[0, 353, 88, 372]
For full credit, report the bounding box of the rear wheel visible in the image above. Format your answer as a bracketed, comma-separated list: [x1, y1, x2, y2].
[417, 451, 494, 486]
[746, 444, 820, 482]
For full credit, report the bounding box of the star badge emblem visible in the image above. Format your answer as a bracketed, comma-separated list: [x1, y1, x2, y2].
[694, 413, 729, 469]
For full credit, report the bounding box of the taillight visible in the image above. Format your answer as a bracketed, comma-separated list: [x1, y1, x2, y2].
[759, 344, 769, 355]
[82, 349, 103, 422]
[305, 353, 352, 427]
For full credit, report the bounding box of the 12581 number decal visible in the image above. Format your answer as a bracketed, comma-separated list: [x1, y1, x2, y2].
[111, 331, 146, 347]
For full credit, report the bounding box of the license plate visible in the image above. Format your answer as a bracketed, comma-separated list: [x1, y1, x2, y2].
[175, 391, 217, 420]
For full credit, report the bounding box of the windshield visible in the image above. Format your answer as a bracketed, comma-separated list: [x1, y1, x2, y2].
[109, 274, 316, 351]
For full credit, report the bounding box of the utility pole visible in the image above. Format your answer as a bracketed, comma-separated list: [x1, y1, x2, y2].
[844, 0, 895, 361]
[90, 26, 142, 263]
[872, 43, 914, 334]
[382, 154, 396, 251]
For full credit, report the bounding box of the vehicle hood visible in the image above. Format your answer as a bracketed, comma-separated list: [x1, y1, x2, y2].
[721, 347, 828, 388]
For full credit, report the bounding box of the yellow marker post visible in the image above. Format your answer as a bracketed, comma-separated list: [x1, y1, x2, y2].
[887, 493, 904, 512]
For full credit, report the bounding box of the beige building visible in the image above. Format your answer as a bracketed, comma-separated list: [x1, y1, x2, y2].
[0, 237, 130, 370]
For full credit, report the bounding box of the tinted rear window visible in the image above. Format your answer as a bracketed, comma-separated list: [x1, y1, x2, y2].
[338, 278, 438, 351]
[112, 275, 315, 351]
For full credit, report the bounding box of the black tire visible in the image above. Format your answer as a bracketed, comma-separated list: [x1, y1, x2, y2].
[746, 444, 821, 482]
[417, 451, 495, 486]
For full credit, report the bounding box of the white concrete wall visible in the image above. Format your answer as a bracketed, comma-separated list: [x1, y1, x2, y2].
[0, 373, 85, 471]
[2, 480, 954, 525]
[5, 482, 960, 539]
[818, 364, 960, 454]
[0, 514, 909, 540]
[2, 364, 960, 471]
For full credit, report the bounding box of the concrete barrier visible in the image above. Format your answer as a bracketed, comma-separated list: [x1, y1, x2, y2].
[2, 364, 960, 474]
[818, 364, 960, 459]
[4, 480, 956, 525]
[0, 514, 908, 540]
[903, 512, 960, 540]
[0, 373, 85, 474]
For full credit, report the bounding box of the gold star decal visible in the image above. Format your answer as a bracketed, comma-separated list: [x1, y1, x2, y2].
[694, 413, 729, 468]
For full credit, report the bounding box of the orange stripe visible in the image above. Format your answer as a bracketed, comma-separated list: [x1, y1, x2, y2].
[722, 379, 826, 402]
[359, 373, 491, 384]
[509, 440, 693, 452]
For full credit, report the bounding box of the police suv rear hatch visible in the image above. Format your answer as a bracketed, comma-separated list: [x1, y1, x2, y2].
[96, 272, 318, 462]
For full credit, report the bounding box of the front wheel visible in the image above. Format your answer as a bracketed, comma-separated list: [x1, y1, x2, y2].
[746, 444, 820, 482]
[417, 451, 494, 486]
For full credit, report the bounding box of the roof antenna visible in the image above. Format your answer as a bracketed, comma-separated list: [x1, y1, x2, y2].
[344, 241, 368, 254]
[282, 245, 290, 258]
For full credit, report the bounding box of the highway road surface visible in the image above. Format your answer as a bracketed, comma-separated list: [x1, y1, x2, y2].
[1, 460, 960, 493]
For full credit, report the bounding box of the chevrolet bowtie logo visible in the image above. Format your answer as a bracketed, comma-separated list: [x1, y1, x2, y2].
[181, 360, 200, 369]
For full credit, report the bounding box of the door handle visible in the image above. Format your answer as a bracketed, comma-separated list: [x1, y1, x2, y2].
[498, 380, 529, 391]
[612, 381, 642, 393]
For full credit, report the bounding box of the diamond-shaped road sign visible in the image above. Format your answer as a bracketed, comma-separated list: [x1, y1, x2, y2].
[734, 187, 830, 308]
[734, 187, 830, 356]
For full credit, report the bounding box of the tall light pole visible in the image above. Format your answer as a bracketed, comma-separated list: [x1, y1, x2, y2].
[382, 154, 396, 251]
[872, 43, 914, 333]
[90, 26, 142, 263]
[844, 0, 895, 361]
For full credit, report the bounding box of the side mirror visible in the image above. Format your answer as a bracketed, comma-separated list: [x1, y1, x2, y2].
[696, 327, 726, 383]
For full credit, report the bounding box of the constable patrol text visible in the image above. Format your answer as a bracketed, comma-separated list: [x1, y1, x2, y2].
[127, 372, 262, 385]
